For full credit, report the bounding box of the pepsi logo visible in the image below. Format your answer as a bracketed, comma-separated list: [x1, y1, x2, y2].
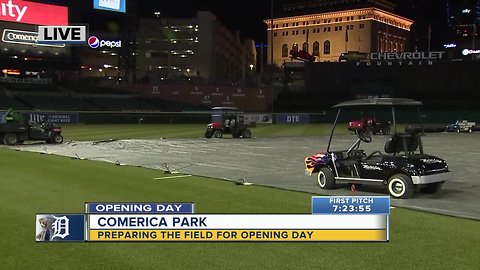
[88, 36, 99, 49]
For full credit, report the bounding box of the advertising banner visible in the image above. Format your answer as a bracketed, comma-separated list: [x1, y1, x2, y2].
[243, 113, 273, 124]
[276, 114, 310, 124]
[23, 111, 78, 124]
[2, 29, 65, 48]
[0, 0, 68, 25]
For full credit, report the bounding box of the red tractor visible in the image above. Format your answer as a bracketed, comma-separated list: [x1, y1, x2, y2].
[290, 50, 316, 62]
[204, 107, 252, 139]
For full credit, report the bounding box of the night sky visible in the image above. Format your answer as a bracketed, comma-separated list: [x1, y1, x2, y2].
[31, 0, 450, 49]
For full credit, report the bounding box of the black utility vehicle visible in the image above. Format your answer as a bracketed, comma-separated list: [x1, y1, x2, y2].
[0, 109, 63, 145]
[305, 98, 451, 199]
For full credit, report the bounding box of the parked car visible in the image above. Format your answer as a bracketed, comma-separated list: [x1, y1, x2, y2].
[445, 120, 475, 133]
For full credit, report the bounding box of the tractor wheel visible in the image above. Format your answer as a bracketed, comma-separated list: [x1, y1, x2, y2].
[420, 182, 443, 194]
[213, 130, 223, 138]
[241, 129, 252, 138]
[387, 174, 414, 199]
[317, 167, 335, 189]
[204, 129, 213, 138]
[52, 134, 63, 144]
[3, 133, 18, 146]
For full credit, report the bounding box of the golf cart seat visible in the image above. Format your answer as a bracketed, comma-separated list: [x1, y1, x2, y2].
[384, 133, 420, 155]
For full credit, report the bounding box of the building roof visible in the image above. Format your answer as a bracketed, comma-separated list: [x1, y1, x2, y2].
[280, 0, 397, 17]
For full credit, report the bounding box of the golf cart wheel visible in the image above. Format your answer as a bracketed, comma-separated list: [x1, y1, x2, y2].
[387, 174, 414, 199]
[52, 134, 63, 144]
[213, 130, 223, 138]
[3, 133, 18, 145]
[420, 182, 443, 194]
[241, 129, 252, 138]
[317, 167, 335, 189]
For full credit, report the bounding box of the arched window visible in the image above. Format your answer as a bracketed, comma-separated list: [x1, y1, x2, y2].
[313, 41, 320, 56]
[292, 43, 298, 52]
[323, 40, 330, 55]
[302, 42, 309, 52]
[282, 44, 288, 57]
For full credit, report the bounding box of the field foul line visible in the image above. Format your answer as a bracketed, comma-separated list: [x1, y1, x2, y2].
[154, 175, 192, 180]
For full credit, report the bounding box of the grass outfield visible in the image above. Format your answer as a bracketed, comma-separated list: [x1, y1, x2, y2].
[61, 123, 349, 141]
[0, 149, 478, 269]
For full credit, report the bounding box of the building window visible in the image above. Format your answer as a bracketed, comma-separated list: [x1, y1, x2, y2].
[324, 40, 330, 55]
[324, 28, 327, 32]
[360, 23, 365, 29]
[302, 42, 309, 52]
[339, 26, 342, 31]
[335, 26, 338, 31]
[296, 30, 299, 35]
[292, 30, 295, 35]
[335, 18, 339, 22]
[303, 30, 306, 34]
[282, 44, 288, 57]
[274, 32, 278, 37]
[313, 41, 320, 56]
[292, 43, 298, 53]
[350, 25, 354, 30]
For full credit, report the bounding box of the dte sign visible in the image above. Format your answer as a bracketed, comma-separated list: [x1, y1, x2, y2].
[37, 26, 87, 45]
[287, 116, 300, 123]
[277, 114, 310, 124]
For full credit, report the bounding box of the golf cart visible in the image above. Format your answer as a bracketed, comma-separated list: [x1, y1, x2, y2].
[304, 98, 451, 199]
[204, 107, 252, 139]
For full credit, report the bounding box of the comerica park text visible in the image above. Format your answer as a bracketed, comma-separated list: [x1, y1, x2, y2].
[97, 216, 207, 227]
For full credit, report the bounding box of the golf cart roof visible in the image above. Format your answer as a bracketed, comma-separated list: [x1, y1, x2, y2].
[332, 98, 422, 108]
[212, 107, 239, 111]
